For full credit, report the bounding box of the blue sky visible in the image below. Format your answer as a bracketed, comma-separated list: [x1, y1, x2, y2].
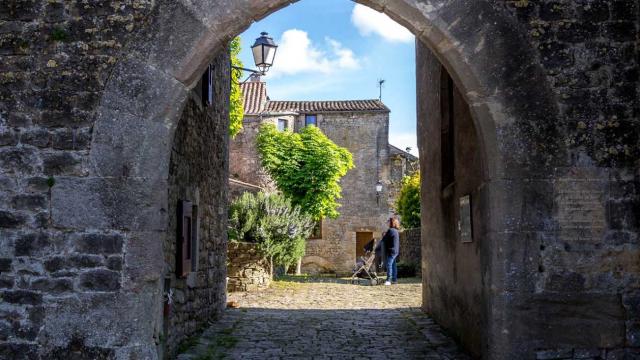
[238, 0, 417, 155]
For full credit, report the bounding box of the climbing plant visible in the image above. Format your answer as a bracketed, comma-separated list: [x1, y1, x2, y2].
[396, 171, 421, 229]
[229, 36, 243, 137]
[228, 192, 315, 271]
[256, 124, 354, 220]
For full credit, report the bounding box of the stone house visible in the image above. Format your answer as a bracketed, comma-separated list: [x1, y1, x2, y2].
[230, 78, 417, 274]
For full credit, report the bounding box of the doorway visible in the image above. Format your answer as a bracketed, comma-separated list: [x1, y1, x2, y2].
[356, 231, 374, 259]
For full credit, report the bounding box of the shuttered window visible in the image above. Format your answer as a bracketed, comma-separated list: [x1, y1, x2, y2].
[201, 64, 213, 107]
[177, 200, 193, 277]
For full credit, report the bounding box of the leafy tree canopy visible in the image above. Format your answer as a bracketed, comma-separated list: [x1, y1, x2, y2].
[256, 124, 354, 220]
[229, 37, 243, 137]
[228, 192, 314, 269]
[396, 171, 420, 229]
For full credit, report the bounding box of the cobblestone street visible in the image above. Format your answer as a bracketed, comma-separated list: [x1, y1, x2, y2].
[178, 277, 470, 359]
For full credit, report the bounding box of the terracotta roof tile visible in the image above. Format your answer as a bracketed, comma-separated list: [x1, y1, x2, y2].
[240, 81, 267, 115]
[240, 81, 390, 115]
[265, 99, 389, 113]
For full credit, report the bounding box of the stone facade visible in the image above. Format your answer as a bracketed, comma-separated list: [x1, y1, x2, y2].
[0, 1, 637, 359]
[162, 51, 229, 358]
[226, 242, 271, 292]
[230, 80, 417, 274]
[416, 9, 639, 355]
[398, 228, 421, 274]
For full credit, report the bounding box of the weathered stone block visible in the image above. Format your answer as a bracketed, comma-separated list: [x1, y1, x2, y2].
[0, 276, 14, 289]
[535, 348, 573, 359]
[78, 269, 120, 291]
[42, 152, 85, 176]
[25, 176, 50, 193]
[0, 342, 39, 360]
[2, 289, 42, 305]
[29, 277, 73, 294]
[89, 101, 177, 178]
[51, 177, 168, 231]
[0, 147, 40, 175]
[68, 255, 103, 269]
[0, 128, 18, 146]
[0, 258, 11, 272]
[0, 210, 27, 228]
[14, 232, 51, 257]
[106, 256, 122, 271]
[11, 194, 46, 211]
[51, 127, 91, 150]
[123, 231, 164, 289]
[20, 128, 50, 148]
[74, 233, 123, 255]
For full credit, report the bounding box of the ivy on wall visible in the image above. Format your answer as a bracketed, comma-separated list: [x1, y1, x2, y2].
[229, 37, 244, 137]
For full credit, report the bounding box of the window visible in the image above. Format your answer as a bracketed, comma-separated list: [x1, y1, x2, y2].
[305, 114, 317, 127]
[440, 68, 455, 190]
[309, 219, 322, 239]
[177, 200, 199, 277]
[277, 118, 288, 131]
[201, 64, 213, 107]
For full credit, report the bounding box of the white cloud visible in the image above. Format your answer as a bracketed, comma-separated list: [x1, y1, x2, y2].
[268, 29, 360, 77]
[351, 4, 413, 43]
[389, 132, 419, 156]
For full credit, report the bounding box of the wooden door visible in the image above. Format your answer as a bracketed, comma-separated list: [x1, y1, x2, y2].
[356, 232, 374, 259]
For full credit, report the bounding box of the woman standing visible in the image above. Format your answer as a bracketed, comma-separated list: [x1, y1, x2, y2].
[381, 217, 400, 285]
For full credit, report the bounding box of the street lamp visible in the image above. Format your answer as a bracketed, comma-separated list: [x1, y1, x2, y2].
[232, 32, 278, 77]
[376, 181, 383, 205]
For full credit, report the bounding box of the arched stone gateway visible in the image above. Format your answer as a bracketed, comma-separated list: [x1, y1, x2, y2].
[0, 1, 637, 359]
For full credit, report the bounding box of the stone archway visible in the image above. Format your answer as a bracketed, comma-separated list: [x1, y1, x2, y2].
[14, 0, 640, 359]
[66, 1, 560, 359]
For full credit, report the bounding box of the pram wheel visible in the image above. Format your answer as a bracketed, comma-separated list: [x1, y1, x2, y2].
[370, 279, 377, 286]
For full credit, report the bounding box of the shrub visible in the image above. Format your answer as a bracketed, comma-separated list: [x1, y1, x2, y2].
[228, 192, 315, 271]
[396, 171, 420, 228]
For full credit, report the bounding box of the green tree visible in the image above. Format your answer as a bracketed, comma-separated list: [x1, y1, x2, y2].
[229, 192, 315, 272]
[229, 37, 243, 137]
[396, 171, 421, 228]
[256, 124, 354, 220]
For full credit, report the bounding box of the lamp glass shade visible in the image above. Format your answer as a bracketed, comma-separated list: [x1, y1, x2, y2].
[251, 32, 278, 73]
[376, 182, 383, 193]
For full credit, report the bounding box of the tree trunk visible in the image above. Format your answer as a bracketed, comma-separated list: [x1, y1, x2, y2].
[296, 258, 302, 275]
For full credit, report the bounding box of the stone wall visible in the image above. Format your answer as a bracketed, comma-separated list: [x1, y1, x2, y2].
[228, 115, 280, 191]
[163, 51, 230, 358]
[417, 55, 485, 355]
[416, 0, 640, 357]
[398, 228, 421, 273]
[227, 242, 270, 292]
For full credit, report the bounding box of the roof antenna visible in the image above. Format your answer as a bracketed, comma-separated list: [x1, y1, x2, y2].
[377, 79, 385, 101]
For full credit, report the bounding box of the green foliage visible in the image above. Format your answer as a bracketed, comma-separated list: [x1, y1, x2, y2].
[396, 171, 420, 228]
[228, 192, 315, 268]
[256, 124, 354, 220]
[229, 37, 244, 137]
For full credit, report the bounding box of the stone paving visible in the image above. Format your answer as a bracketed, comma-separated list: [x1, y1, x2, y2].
[177, 277, 471, 360]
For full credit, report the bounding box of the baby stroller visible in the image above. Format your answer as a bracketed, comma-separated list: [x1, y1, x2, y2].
[351, 239, 380, 285]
